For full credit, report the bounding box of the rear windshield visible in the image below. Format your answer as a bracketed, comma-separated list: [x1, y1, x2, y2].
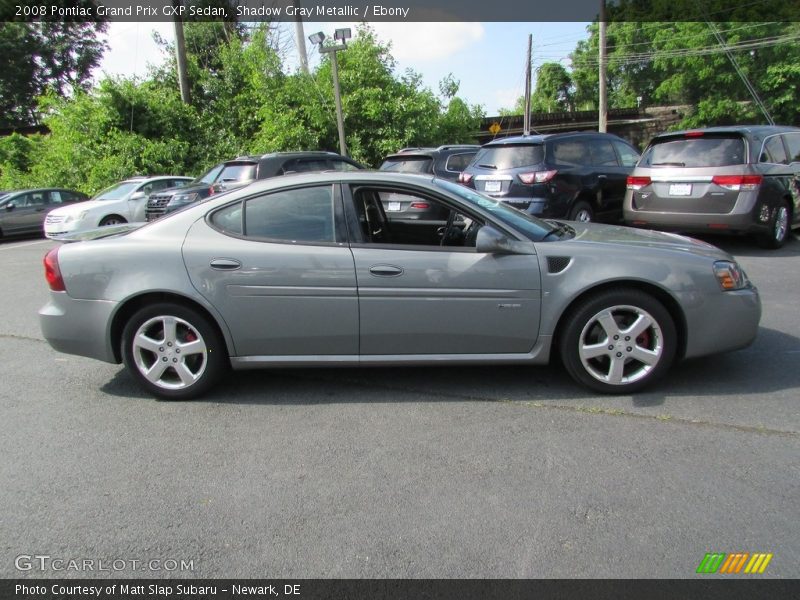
[218, 163, 257, 183]
[641, 136, 746, 168]
[472, 144, 544, 170]
[380, 156, 433, 174]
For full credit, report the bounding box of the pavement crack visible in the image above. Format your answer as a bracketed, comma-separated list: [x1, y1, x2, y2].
[0, 333, 46, 344]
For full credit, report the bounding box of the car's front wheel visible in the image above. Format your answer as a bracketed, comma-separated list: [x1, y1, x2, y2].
[100, 215, 127, 226]
[560, 289, 677, 393]
[569, 200, 594, 222]
[121, 303, 227, 400]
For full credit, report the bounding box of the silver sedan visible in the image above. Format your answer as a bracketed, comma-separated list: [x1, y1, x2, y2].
[39, 172, 761, 400]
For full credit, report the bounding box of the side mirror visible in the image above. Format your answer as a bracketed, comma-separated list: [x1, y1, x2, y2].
[129, 192, 146, 201]
[476, 225, 515, 254]
[5, 203, 15, 211]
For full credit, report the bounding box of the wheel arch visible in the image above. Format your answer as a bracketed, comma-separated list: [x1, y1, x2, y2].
[552, 280, 688, 361]
[109, 291, 232, 363]
[98, 214, 128, 226]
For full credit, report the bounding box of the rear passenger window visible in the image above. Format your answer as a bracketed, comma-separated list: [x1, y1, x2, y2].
[244, 186, 335, 243]
[551, 140, 590, 166]
[784, 133, 800, 163]
[588, 140, 619, 167]
[49, 191, 63, 204]
[445, 152, 477, 172]
[761, 136, 787, 164]
[283, 159, 328, 174]
[613, 141, 640, 167]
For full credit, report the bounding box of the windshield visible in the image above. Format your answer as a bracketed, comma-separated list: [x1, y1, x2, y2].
[380, 157, 433, 174]
[641, 136, 746, 168]
[434, 179, 556, 241]
[471, 144, 544, 170]
[93, 181, 141, 201]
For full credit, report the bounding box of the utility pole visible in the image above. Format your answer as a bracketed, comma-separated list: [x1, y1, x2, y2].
[523, 34, 532, 136]
[598, 0, 607, 132]
[173, 0, 190, 104]
[329, 50, 346, 155]
[293, 0, 309, 74]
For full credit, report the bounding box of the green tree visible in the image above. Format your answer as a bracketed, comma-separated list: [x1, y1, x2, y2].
[0, 20, 108, 128]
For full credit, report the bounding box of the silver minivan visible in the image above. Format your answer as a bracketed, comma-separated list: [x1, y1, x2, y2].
[623, 125, 800, 248]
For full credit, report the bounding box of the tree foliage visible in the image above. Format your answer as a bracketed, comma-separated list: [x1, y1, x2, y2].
[0, 21, 108, 128]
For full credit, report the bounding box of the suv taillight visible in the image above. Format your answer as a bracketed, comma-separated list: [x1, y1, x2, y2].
[626, 176, 652, 190]
[44, 247, 65, 292]
[712, 174, 762, 191]
[458, 172, 473, 184]
[519, 170, 557, 184]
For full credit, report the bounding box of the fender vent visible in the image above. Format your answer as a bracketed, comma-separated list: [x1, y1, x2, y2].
[547, 256, 571, 273]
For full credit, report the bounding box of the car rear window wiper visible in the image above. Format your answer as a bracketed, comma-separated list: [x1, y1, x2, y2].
[478, 164, 498, 169]
[651, 161, 686, 167]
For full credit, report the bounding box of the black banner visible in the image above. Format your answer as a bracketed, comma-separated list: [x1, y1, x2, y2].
[3, 0, 800, 22]
[2, 579, 800, 600]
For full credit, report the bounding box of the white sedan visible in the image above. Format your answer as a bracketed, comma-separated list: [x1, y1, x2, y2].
[44, 175, 192, 239]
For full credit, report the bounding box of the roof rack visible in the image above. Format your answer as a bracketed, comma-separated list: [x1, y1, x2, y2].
[436, 144, 480, 151]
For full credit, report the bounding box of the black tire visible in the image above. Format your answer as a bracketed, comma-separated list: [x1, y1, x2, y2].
[756, 199, 790, 249]
[99, 215, 127, 226]
[568, 200, 594, 223]
[121, 303, 227, 400]
[559, 289, 677, 394]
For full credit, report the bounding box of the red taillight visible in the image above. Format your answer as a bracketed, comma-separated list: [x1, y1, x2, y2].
[685, 131, 705, 137]
[712, 174, 762, 191]
[43, 247, 65, 292]
[409, 202, 430, 210]
[458, 172, 473, 184]
[519, 170, 557, 185]
[627, 176, 652, 190]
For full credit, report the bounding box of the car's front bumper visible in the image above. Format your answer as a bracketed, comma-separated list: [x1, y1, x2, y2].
[39, 292, 119, 364]
[679, 286, 761, 359]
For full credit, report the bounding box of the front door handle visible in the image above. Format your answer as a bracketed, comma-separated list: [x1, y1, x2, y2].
[369, 265, 404, 277]
[210, 258, 242, 270]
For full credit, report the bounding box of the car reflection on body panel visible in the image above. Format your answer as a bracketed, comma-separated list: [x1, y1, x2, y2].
[39, 172, 760, 400]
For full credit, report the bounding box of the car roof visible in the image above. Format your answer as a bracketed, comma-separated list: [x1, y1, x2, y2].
[230, 151, 346, 162]
[652, 124, 800, 140]
[484, 131, 624, 146]
[3, 187, 76, 195]
[383, 145, 480, 161]
[119, 175, 193, 183]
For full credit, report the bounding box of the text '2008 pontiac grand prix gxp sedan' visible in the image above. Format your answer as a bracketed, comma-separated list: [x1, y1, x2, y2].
[39, 172, 760, 400]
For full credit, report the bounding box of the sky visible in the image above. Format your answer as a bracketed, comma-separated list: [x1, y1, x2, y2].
[98, 21, 590, 115]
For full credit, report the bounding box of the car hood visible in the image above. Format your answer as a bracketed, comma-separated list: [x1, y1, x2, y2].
[49, 199, 113, 215]
[561, 222, 732, 261]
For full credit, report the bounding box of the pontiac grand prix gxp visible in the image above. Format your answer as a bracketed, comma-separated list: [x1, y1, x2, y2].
[39, 172, 761, 400]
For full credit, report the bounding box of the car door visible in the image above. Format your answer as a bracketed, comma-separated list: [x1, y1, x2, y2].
[344, 183, 542, 356]
[2, 192, 47, 235]
[587, 138, 628, 219]
[181, 183, 359, 358]
[782, 132, 800, 227]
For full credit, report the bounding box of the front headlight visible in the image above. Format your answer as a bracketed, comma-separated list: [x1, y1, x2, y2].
[64, 210, 88, 223]
[713, 260, 751, 291]
[167, 193, 199, 206]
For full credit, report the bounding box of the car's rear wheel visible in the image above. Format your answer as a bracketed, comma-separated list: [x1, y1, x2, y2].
[121, 303, 227, 400]
[569, 200, 594, 222]
[100, 215, 127, 226]
[757, 199, 790, 249]
[560, 289, 676, 394]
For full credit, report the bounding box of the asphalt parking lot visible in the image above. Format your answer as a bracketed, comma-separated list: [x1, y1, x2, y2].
[1, 233, 798, 578]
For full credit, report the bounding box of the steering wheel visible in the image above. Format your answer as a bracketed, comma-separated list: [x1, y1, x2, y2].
[440, 210, 457, 246]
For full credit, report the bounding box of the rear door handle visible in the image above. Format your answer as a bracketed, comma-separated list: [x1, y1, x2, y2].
[369, 265, 404, 277]
[210, 258, 242, 270]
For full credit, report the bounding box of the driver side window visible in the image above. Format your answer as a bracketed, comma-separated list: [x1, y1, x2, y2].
[349, 186, 481, 249]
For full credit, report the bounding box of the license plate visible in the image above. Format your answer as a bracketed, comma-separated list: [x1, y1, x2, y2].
[669, 183, 692, 196]
[387, 201, 401, 212]
[484, 180, 502, 193]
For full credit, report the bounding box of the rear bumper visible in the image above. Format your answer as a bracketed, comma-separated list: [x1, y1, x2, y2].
[39, 292, 119, 364]
[624, 210, 769, 235]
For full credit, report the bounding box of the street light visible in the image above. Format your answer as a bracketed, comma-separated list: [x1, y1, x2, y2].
[309, 29, 351, 156]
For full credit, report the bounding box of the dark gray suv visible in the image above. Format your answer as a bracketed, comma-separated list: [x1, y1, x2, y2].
[459, 132, 640, 222]
[146, 152, 364, 221]
[624, 125, 800, 248]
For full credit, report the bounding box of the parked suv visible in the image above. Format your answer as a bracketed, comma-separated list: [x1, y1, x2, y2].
[459, 132, 640, 222]
[378, 145, 480, 221]
[624, 125, 800, 248]
[145, 152, 364, 221]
